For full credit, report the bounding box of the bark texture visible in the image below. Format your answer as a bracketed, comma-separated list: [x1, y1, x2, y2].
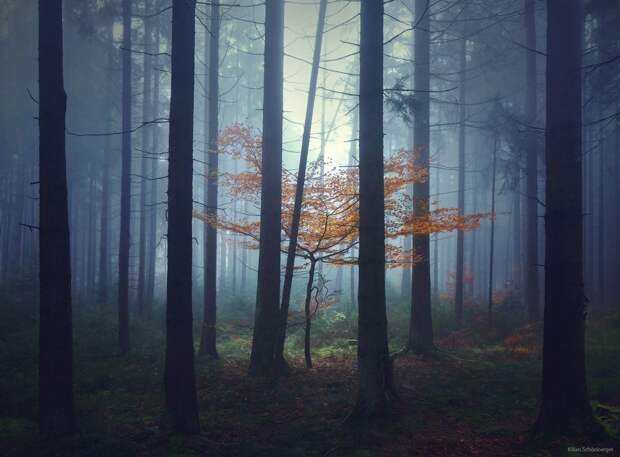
[351, 0, 396, 421]
[38, 0, 75, 435]
[534, 0, 594, 436]
[248, 0, 285, 377]
[164, 0, 201, 434]
[118, 0, 132, 354]
[409, 0, 434, 353]
[200, 2, 220, 359]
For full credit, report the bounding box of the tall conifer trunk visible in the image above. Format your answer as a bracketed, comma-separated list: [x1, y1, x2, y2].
[164, 0, 200, 434]
[534, 0, 594, 435]
[38, 0, 75, 435]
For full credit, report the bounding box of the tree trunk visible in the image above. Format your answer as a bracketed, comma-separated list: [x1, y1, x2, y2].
[138, 5, 152, 317]
[350, 0, 396, 421]
[200, 2, 220, 359]
[304, 260, 317, 369]
[524, 0, 540, 322]
[597, 122, 605, 307]
[488, 136, 497, 326]
[146, 19, 161, 309]
[348, 77, 359, 315]
[455, 37, 466, 325]
[433, 149, 441, 303]
[86, 162, 96, 294]
[118, 0, 132, 354]
[534, 0, 594, 435]
[248, 0, 284, 378]
[512, 175, 522, 298]
[163, 0, 200, 434]
[98, 39, 113, 306]
[275, 0, 327, 373]
[38, 0, 75, 435]
[409, 0, 434, 353]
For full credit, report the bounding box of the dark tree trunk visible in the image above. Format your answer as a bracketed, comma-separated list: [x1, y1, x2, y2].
[512, 176, 522, 297]
[248, 0, 284, 378]
[433, 149, 441, 303]
[118, 0, 132, 354]
[488, 137, 497, 325]
[98, 43, 112, 306]
[200, 2, 220, 359]
[219, 229, 227, 293]
[163, 0, 200, 434]
[524, 0, 540, 322]
[241, 198, 248, 293]
[350, 0, 396, 421]
[304, 260, 317, 369]
[348, 77, 359, 315]
[534, 0, 594, 435]
[38, 0, 75, 435]
[138, 4, 153, 317]
[86, 162, 96, 293]
[275, 0, 327, 372]
[146, 21, 161, 309]
[409, 0, 434, 353]
[597, 123, 605, 307]
[455, 36, 466, 325]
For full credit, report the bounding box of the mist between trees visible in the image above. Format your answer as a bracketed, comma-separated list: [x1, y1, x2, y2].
[1, 0, 619, 455]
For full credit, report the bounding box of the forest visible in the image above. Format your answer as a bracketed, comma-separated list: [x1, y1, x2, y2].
[0, 0, 619, 455]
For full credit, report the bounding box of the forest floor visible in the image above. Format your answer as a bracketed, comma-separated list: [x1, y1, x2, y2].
[1, 302, 619, 457]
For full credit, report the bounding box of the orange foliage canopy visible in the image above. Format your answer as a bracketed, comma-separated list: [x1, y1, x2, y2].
[193, 124, 490, 268]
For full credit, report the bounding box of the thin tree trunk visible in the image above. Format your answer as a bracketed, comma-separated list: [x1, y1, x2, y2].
[350, 0, 396, 421]
[304, 260, 317, 369]
[275, 0, 327, 372]
[87, 162, 96, 293]
[348, 72, 359, 315]
[241, 199, 248, 293]
[248, 0, 285, 378]
[138, 5, 152, 317]
[524, 0, 540, 322]
[219, 229, 227, 292]
[98, 40, 112, 306]
[200, 2, 220, 358]
[146, 19, 161, 310]
[118, 0, 132, 354]
[232, 161, 238, 295]
[597, 122, 605, 307]
[433, 149, 441, 303]
[163, 0, 200, 434]
[38, 0, 75, 435]
[455, 37, 466, 325]
[488, 136, 497, 326]
[513, 173, 522, 297]
[409, 0, 434, 353]
[534, 0, 594, 435]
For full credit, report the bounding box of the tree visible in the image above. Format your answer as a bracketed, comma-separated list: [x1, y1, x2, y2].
[276, 0, 328, 373]
[199, 1, 220, 359]
[524, 0, 540, 322]
[455, 36, 467, 325]
[487, 134, 498, 325]
[248, 0, 285, 378]
[163, 0, 200, 434]
[118, 0, 131, 354]
[38, 0, 75, 435]
[138, 0, 153, 317]
[409, 0, 434, 353]
[196, 126, 486, 370]
[146, 12, 162, 309]
[534, 0, 595, 435]
[350, 0, 396, 421]
[98, 24, 114, 306]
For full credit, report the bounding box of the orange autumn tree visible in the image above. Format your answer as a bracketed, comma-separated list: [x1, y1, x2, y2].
[193, 124, 488, 364]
